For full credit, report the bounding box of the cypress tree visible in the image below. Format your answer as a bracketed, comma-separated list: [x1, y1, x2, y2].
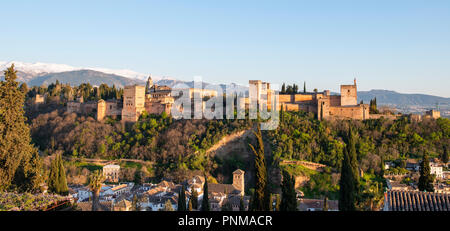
[281, 83, 286, 94]
[441, 146, 448, 164]
[201, 176, 210, 211]
[57, 154, 68, 195]
[280, 170, 297, 211]
[249, 125, 269, 211]
[47, 155, 59, 194]
[323, 197, 328, 211]
[339, 144, 356, 211]
[418, 153, 435, 192]
[188, 198, 193, 211]
[268, 193, 273, 211]
[380, 156, 385, 176]
[164, 200, 174, 211]
[303, 81, 306, 93]
[338, 126, 360, 211]
[280, 105, 284, 123]
[190, 189, 198, 210]
[178, 185, 187, 211]
[275, 194, 281, 211]
[48, 154, 68, 195]
[0, 64, 42, 192]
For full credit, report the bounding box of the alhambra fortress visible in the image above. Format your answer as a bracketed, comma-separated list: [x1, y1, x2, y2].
[65, 77, 440, 122]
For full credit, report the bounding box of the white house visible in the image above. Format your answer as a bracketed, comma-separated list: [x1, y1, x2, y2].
[430, 162, 443, 179]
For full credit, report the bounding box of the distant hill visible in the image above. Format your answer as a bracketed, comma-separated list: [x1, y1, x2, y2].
[358, 90, 450, 107]
[27, 70, 145, 88]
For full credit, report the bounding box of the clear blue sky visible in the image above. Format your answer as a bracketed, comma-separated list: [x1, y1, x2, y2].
[1, 0, 449, 97]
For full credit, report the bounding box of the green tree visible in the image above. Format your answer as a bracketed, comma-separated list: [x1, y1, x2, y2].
[275, 194, 281, 211]
[281, 83, 286, 94]
[418, 153, 434, 192]
[323, 197, 328, 211]
[441, 146, 448, 164]
[88, 170, 105, 211]
[280, 170, 297, 211]
[178, 185, 187, 211]
[188, 198, 193, 211]
[201, 176, 210, 211]
[248, 125, 269, 211]
[48, 153, 69, 195]
[0, 64, 42, 192]
[303, 81, 306, 93]
[239, 195, 245, 211]
[19, 82, 28, 94]
[339, 127, 360, 211]
[369, 98, 379, 114]
[132, 194, 141, 211]
[164, 200, 174, 211]
[190, 189, 198, 210]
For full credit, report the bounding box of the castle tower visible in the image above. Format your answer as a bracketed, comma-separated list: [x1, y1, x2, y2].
[121, 85, 146, 122]
[340, 80, 357, 106]
[232, 169, 245, 196]
[146, 75, 153, 94]
[97, 99, 106, 121]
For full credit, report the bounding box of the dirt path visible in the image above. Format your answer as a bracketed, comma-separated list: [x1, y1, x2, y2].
[61, 156, 151, 167]
[205, 128, 255, 157]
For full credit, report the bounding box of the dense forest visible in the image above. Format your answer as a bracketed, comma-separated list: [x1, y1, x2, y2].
[269, 110, 449, 173]
[30, 109, 253, 182]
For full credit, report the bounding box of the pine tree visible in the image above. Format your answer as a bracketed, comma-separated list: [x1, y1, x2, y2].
[178, 185, 187, 211]
[280, 170, 297, 211]
[418, 153, 435, 192]
[0, 64, 42, 192]
[190, 189, 198, 210]
[338, 127, 360, 211]
[201, 176, 210, 211]
[248, 125, 269, 211]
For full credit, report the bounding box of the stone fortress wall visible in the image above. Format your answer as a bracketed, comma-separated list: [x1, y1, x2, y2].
[251, 78, 371, 120]
[66, 77, 440, 122]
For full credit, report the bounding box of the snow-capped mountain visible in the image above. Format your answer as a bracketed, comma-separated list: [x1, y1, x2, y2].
[0, 61, 174, 81]
[0, 61, 77, 75]
[0, 60, 244, 92]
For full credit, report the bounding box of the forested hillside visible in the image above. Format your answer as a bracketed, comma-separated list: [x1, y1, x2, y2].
[30, 110, 253, 182]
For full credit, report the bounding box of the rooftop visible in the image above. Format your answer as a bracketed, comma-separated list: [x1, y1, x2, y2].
[385, 190, 450, 211]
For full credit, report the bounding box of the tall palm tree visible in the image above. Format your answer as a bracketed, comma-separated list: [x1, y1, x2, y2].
[88, 170, 105, 211]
